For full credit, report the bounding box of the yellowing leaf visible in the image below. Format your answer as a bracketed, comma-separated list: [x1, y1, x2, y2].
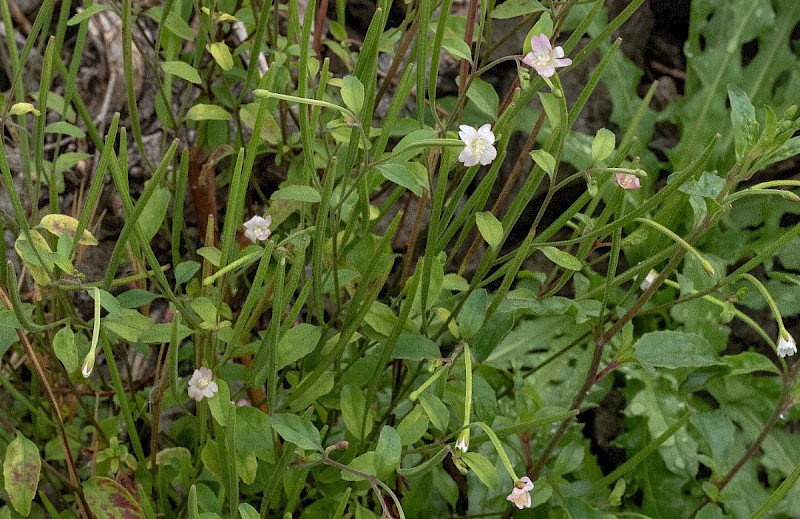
[9, 102, 40, 116]
[38, 214, 98, 245]
[207, 42, 234, 71]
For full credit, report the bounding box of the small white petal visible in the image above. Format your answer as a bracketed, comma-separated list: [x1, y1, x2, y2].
[777, 333, 797, 358]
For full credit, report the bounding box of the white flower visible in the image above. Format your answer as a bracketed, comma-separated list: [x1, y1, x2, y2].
[506, 476, 534, 509]
[243, 215, 272, 242]
[615, 172, 641, 190]
[458, 124, 497, 167]
[777, 332, 797, 358]
[187, 367, 219, 402]
[523, 34, 572, 78]
[639, 269, 658, 291]
[455, 429, 470, 453]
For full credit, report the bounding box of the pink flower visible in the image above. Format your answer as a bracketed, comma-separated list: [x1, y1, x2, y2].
[523, 35, 571, 78]
[506, 476, 534, 509]
[187, 367, 219, 402]
[615, 172, 641, 190]
[458, 124, 497, 167]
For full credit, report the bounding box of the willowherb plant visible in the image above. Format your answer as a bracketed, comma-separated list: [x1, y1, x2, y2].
[0, 0, 799, 518]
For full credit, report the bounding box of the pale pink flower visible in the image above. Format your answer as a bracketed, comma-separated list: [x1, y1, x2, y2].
[523, 35, 571, 78]
[187, 367, 219, 402]
[506, 476, 534, 509]
[458, 124, 497, 167]
[777, 331, 797, 358]
[243, 215, 272, 242]
[615, 172, 641, 190]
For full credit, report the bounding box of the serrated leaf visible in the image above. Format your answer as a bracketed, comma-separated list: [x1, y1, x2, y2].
[475, 211, 503, 249]
[270, 413, 321, 450]
[206, 42, 234, 71]
[3, 433, 41, 516]
[67, 4, 106, 26]
[161, 61, 202, 84]
[591, 128, 615, 162]
[83, 477, 147, 519]
[341, 75, 365, 114]
[38, 214, 98, 245]
[186, 104, 231, 121]
[538, 246, 582, 270]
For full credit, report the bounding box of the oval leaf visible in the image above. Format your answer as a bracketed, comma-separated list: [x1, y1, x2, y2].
[375, 163, 429, 197]
[271, 185, 322, 203]
[206, 42, 234, 71]
[161, 61, 202, 84]
[538, 246, 582, 270]
[83, 477, 146, 519]
[341, 75, 365, 114]
[591, 128, 615, 162]
[186, 104, 231, 121]
[475, 211, 503, 249]
[461, 452, 499, 490]
[269, 413, 321, 451]
[53, 325, 79, 373]
[634, 331, 720, 369]
[3, 433, 41, 516]
[39, 214, 98, 245]
[276, 323, 322, 370]
[530, 149, 556, 177]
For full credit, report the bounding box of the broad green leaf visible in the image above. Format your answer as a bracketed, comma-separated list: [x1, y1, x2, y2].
[341, 385, 369, 439]
[164, 11, 194, 40]
[530, 149, 556, 177]
[375, 163, 429, 197]
[161, 61, 202, 84]
[418, 392, 450, 432]
[269, 413, 321, 450]
[271, 185, 321, 203]
[591, 128, 616, 162]
[186, 104, 232, 121]
[53, 325, 79, 374]
[458, 288, 487, 339]
[116, 289, 160, 309]
[722, 352, 780, 375]
[491, 0, 546, 19]
[340, 451, 376, 481]
[374, 426, 402, 476]
[392, 333, 439, 360]
[538, 246, 582, 270]
[466, 78, 499, 119]
[633, 331, 720, 369]
[38, 214, 98, 245]
[3, 433, 41, 516]
[54, 152, 92, 174]
[206, 42, 234, 71]
[84, 477, 147, 519]
[396, 405, 429, 445]
[461, 452, 499, 490]
[727, 84, 759, 161]
[67, 4, 106, 25]
[238, 503, 259, 519]
[207, 379, 232, 427]
[442, 37, 472, 61]
[175, 261, 201, 285]
[0, 310, 21, 355]
[276, 323, 322, 370]
[341, 75, 365, 114]
[475, 211, 503, 249]
[45, 121, 86, 138]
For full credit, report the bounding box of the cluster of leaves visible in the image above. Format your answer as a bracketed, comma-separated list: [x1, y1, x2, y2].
[1, 0, 800, 518]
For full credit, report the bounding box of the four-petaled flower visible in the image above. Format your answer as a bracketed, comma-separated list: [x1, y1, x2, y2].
[777, 331, 797, 358]
[523, 34, 571, 78]
[187, 367, 219, 402]
[615, 172, 641, 190]
[243, 215, 272, 243]
[458, 124, 497, 167]
[506, 476, 534, 509]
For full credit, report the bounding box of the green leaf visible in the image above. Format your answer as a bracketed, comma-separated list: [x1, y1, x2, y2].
[341, 385, 369, 439]
[530, 149, 556, 177]
[374, 426, 402, 476]
[116, 289, 160, 309]
[466, 78, 499, 119]
[633, 331, 720, 369]
[491, 0, 546, 19]
[186, 104, 232, 121]
[418, 392, 450, 432]
[392, 333, 439, 360]
[271, 185, 322, 203]
[138, 186, 171, 243]
[54, 152, 92, 174]
[722, 352, 780, 375]
[340, 452, 376, 481]
[442, 37, 472, 61]
[84, 477, 147, 518]
[38, 214, 98, 245]
[276, 324, 322, 370]
[538, 246, 582, 270]
[207, 379, 232, 427]
[238, 503, 260, 519]
[206, 42, 234, 71]
[161, 61, 202, 84]
[591, 128, 616, 162]
[67, 4, 106, 25]
[3, 433, 41, 516]
[474, 211, 503, 249]
[341, 75, 365, 114]
[458, 288, 487, 339]
[164, 11, 195, 40]
[375, 163, 429, 197]
[53, 325, 79, 374]
[45, 121, 86, 138]
[396, 405, 429, 445]
[727, 84, 759, 161]
[461, 452, 499, 490]
[269, 413, 321, 450]
[0, 310, 21, 355]
[175, 261, 201, 285]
